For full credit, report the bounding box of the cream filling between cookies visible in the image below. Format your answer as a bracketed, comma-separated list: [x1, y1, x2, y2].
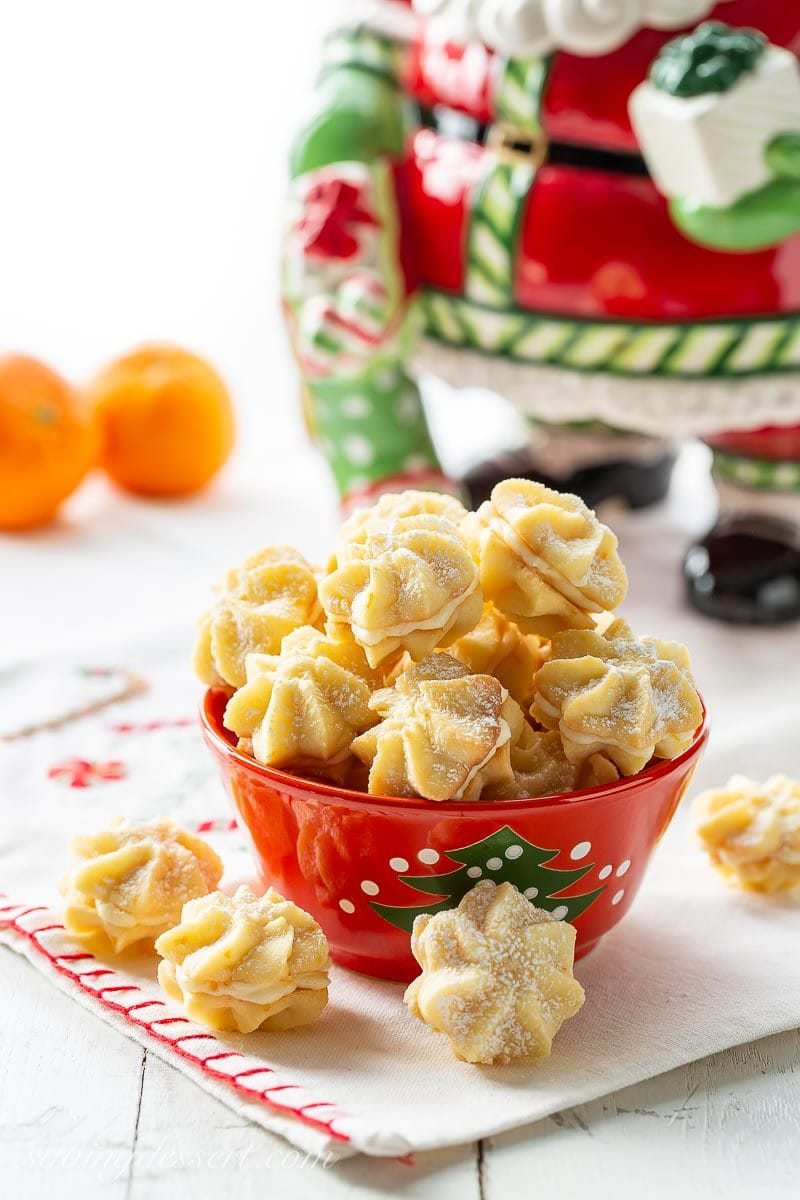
[174, 966, 329, 1008]
[352, 576, 480, 646]
[95, 905, 175, 931]
[489, 519, 605, 615]
[453, 717, 512, 800]
[562, 728, 654, 757]
[533, 694, 561, 726]
[535, 694, 651, 758]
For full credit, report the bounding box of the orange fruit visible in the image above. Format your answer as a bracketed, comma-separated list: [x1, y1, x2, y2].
[0, 355, 97, 531]
[89, 345, 235, 498]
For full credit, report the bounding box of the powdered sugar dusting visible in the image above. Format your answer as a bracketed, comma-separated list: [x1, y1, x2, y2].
[405, 881, 585, 1064]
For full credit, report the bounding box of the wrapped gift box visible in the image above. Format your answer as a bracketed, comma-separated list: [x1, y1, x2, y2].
[630, 45, 800, 208]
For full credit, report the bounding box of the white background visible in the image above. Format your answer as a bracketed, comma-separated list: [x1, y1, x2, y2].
[0, 0, 347, 662]
[1, 2, 798, 1196]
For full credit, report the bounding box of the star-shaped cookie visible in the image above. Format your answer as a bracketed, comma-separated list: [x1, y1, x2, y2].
[693, 774, 800, 894]
[405, 880, 585, 1064]
[320, 515, 482, 668]
[463, 478, 627, 636]
[156, 885, 331, 1034]
[193, 545, 322, 688]
[223, 625, 377, 780]
[532, 618, 702, 775]
[60, 818, 222, 954]
[351, 653, 523, 801]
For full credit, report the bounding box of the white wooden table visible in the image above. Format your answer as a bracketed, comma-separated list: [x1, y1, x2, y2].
[1, 3, 799, 1195]
[2, 958, 799, 1198]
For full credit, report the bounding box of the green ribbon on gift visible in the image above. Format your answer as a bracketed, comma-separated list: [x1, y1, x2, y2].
[670, 133, 800, 253]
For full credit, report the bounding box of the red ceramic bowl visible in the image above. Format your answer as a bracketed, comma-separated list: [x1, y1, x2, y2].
[201, 687, 708, 982]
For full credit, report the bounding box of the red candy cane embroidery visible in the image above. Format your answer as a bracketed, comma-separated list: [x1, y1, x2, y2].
[48, 759, 127, 788]
[0, 900, 355, 1149]
[195, 817, 239, 833]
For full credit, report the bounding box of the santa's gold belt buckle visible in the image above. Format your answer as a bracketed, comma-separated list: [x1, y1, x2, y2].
[487, 122, 548, 169]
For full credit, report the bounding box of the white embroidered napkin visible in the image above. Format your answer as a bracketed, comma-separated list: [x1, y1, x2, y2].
[1, 638, 798, 1161]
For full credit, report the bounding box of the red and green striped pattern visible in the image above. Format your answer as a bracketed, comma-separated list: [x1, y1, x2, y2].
[421, 290, 800, 378]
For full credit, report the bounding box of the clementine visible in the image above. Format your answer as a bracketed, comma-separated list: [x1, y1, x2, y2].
[0, 355, 97, 531]
[89, 345, 235, 498]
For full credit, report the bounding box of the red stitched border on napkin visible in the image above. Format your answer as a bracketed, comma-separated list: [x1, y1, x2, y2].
[0, 897, 353, 1148]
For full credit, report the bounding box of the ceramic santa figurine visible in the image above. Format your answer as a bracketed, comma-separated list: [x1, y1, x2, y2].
[282, 0, 800, 622]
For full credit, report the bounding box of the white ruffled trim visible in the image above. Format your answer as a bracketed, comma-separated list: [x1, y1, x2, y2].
[414, 339, 800, 438]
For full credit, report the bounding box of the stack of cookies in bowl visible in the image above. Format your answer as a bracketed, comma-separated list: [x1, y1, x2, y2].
[195, 481, 703, 803]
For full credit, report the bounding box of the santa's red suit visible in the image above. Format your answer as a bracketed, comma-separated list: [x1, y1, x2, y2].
[403, 0, 800, 621]
[285, 0, 800, 621]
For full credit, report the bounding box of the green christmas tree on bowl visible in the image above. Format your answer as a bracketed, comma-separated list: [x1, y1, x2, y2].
[373, 826, 605, 934]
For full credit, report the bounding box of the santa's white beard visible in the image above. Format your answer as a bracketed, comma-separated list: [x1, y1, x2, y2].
[412, 0, 731, 58]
